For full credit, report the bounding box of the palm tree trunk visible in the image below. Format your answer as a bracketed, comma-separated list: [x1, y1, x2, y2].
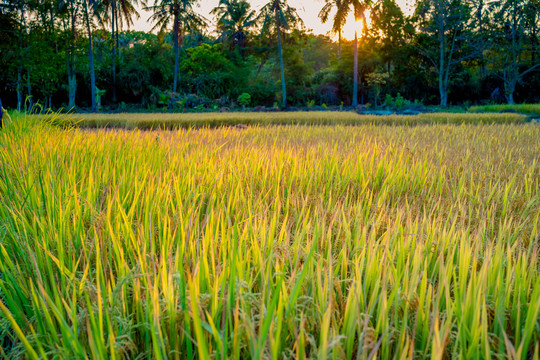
[352, 30, 358, 107]
[65, 9, 77, 109]
[112, 0, 117, 103]
[116, 12, 120, 77]
[17, 50, 23, 111]
[173, 13, 179, 93]
[17, 7, 25, 111]
[338, 29, 342, 59]
[277, 27, 287, 108]
[26, 68, 33, 111]
[67, 27, 77, 109]
[84, 0, 98, 112]
[24, 9, 32, 112]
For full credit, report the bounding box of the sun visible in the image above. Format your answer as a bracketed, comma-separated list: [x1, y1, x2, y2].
[335, 11, 371, 41]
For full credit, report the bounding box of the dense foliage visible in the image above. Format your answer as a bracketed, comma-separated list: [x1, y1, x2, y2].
[0, 0, 538, 110]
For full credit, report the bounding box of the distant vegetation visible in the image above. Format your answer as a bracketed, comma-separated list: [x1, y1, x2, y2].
[0, 0, 538, 112]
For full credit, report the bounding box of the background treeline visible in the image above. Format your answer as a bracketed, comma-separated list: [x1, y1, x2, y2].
[0, 0, 538, 112]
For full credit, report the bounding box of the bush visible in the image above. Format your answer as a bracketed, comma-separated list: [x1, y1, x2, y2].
[394, 93, 409, 110]
[237, 93, 251, 111]
[384, 94, 394, 108]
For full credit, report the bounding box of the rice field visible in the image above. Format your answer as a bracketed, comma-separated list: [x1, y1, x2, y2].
[0, 114, 539, 359]
[36, 111, 528, 129]
[469, 104, 540, 115]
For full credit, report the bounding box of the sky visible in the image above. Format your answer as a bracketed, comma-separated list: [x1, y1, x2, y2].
[132, 0, 414, 41]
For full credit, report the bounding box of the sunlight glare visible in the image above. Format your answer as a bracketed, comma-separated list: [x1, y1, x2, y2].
[335, 11, 371, 41]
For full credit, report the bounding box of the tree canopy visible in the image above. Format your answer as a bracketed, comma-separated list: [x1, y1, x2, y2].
[0, 0, 538, 111]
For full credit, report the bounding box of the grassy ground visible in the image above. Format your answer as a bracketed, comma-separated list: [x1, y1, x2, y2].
[32, 111, 529, 129]
[0, 114, 539, 359]
[469, 104, 540, 115]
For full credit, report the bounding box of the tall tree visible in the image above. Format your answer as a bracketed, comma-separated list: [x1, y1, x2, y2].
[7, 0, 30, 111]
[369, 0, 407, 71]
[318, 0, 346, 59]
[144, 0, 206, 93]
[257, 0, 302, 108]
[83, 0, 100, 112]
[468, 0, 492, 78]
[103, 0, 139, 103]
[489, 0, 539, 104]
[58, 0, 80, 109]
[414, 0, 477, 107]
[340, 0, 370, 107]
[211, 0, 256, 51]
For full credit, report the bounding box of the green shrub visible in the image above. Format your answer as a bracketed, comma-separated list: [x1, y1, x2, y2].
[238, 93, 251, 111]
[384, 94, 394, 108]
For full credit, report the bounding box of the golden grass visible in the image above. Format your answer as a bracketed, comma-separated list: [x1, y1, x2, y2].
[0, 114, 539, 358]
[34, 111, 528, 129]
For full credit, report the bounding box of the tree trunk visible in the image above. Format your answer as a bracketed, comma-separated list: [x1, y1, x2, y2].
[84, 0, 98, 112]
[17, 7, 25, 111]
[112, 0, 117, 103]
[352, 30, 358, 107]
[116, 12, 120, 95]
[440, 89, 448, 107]
[504, 72, 517, 104]
[506, 1, 518, 105]
[438, 20, 446, 106]
[360, 77, 364, 105]
[66, 7, 77, 109]
[26, 68, 33, 111]
[532, 9, 537, 64]
[17, 67, 22, 112]
[338, 29, 342, 59]
[506, 91, 515, 104]
[277, 27, 287, 108]
[68, 71, 77, 109]
[173, 13, 179, 93]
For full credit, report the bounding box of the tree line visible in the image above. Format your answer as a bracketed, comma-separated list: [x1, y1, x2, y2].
[0, 0, 538, 112]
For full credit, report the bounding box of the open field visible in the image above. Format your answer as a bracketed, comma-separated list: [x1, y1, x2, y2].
[33, 111, 529, 129]
[0, 114, 539, 358]
[469, 104, 540, 115]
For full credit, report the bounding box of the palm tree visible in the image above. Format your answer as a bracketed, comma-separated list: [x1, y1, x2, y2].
[102, 0, 140, 103]
[58, 0, 80, 109]
[211, 0, 256, 51]
[144, 0, 206, 93]
[257, 0, 302, 109]
[342, 0, 369, 107]
[318, 0, 346, 58]
[82, 0, 101, 112]
[2, 0, 33, 110]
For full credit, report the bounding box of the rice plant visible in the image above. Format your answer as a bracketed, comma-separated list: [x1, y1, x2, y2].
[31, 111, 528, 130]
[0, 113, 539, 359]
[469, 104, 540, 115]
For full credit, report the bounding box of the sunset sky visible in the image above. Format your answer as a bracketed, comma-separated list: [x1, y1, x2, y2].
[132, 0, 414, 41]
